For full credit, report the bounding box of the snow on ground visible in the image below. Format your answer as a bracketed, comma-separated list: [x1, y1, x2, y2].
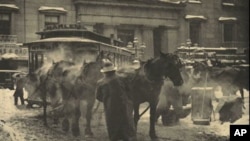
[0, 89, 249, 141]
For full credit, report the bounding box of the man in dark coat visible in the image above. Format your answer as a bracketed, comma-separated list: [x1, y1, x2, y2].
[96, 60, 136, 141]
[13, 74, 25, 105]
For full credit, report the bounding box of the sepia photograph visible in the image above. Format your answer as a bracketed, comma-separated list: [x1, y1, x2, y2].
[0, 0, 249, 141]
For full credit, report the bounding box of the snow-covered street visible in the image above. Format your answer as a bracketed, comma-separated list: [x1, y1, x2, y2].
[0, 88, 249, 141]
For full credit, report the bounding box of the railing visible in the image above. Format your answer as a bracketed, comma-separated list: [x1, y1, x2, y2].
[0, 35, 17, 43]
[204, 42, 249, 48]
[44, 24, 87, 31]
[220, 42, 249, 48]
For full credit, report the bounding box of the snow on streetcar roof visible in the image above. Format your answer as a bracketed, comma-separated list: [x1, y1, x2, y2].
[24, 37, 133, 53]
[25, 37, 98, 44]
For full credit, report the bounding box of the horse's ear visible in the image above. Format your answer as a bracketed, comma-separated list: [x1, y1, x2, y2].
[96, 51, 104, 61]
[159, 51, 167, 58]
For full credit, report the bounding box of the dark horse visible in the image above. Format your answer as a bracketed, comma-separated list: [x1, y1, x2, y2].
[79, 52, 183, 139]
[116, 52, 183, 139]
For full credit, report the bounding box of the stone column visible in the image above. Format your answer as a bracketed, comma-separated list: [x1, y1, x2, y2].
[166, 26, 179, 53]
[142, 26, 154, 60]
[160, 26, 168, 53]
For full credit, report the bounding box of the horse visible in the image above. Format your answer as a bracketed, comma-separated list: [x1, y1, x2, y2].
[116, 52, 183, 139]
[23, 55, 105, 137]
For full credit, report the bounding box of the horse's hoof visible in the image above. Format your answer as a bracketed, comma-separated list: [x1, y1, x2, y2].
[72, 121, 80, 136]
[62, 119, 70, 132]
[150, 133, 158, 140]
[85, 128, 94, 138]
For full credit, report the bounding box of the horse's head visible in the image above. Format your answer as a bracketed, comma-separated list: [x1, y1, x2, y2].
[160, 52, 183, 86]
[47, 60, 75, 80]
[80, 51, 111, 84]
[144, 52, 183, 86]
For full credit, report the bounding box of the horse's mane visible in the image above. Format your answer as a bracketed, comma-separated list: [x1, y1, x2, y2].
[82, 62, 97, 76]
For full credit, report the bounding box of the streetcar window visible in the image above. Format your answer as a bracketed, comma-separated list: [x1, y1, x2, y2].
[117, 29, 134, 47]
[45, 15, 59, 26]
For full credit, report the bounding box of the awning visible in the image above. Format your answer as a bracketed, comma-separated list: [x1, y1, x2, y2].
[185, 15, 207, 20]
[38, 6, 67, 13]
[218, 17, 237, 21]
[0, 4, 19, 10]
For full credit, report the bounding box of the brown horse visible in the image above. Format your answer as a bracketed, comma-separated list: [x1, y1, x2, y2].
[24, 52, 106, 137]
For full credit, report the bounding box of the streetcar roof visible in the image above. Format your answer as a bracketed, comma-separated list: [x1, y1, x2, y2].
[24, 37, 134, 54]
[24, 37, 99, 45]
[0, 70, 26, 73]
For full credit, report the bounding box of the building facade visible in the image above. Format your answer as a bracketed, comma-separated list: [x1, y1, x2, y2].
[0, 0, 248, 61]
[180, 0, 249, 48]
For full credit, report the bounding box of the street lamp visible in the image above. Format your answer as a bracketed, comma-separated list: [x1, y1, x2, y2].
[133, 37, 138, 58]
[186, 39, 192, 57]
[126, 37, 146, 60]
[138, 42, 146, 59]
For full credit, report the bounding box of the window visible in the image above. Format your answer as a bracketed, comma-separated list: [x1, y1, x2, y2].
[223, 23, 236, 42]
[117, 29, 134, 47]
[93, 23, 104, 34]
[45, 15, 59, 26]
[189, 21, 201, 46]
[0, 13, 11, 35]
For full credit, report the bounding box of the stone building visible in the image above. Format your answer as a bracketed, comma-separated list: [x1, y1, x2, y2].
[180, 0, 249, 48]
[0, 0, 248, 60]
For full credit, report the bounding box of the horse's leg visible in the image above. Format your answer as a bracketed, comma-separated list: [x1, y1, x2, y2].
[149, 102, 158, 139]
[43, 104, 48, 126]
[42, 97, 48, 126]
[71, 100, 81, 136]
[133, 103, 140, 131]
[85, 98, 95, 137]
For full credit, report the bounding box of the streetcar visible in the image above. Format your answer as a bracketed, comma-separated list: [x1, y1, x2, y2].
[24, 23, 135, 73]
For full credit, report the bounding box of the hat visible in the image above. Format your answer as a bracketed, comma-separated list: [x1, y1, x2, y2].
[100, 60, 117, 73]
[132, 60, 140, 69]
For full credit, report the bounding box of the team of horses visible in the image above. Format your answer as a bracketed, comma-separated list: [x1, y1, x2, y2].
[23, 51, 183, 140]
[23, 51, 248, 140]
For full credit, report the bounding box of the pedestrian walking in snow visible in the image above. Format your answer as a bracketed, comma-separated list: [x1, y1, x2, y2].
[13, 75, 25, 105]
